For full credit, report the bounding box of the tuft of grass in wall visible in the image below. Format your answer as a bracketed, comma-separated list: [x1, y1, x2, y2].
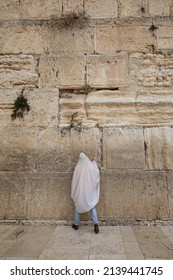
[11, 93, 30, 120]
[149, 23, 158, 32]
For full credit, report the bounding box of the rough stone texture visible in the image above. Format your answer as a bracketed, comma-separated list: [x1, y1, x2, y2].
[100, 170, 169, 220]
[87, 53, 128, 88]
[49, 26, 94, 53]
[0, 23, 49, 55]
[20, 0, 62, 19]
[85, 0, 118, 18]
[130, 53, 173, 88]
[144, 127, 173, 170]
[103, 127, 145, 169]
[39, 54, 86, 89]
[62, 0, 84, 16]
[119, 0, 143, 18]
[0, 55, 38, 88]
[167, 173, 173, 219]
[149, 0, 172, 16]
[0, 88, 59, 127]
[0, 0, 19, 20]
[157, 24, 173, 50]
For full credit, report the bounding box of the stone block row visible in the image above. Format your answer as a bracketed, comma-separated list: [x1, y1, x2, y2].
[0, 0, 173, 20]
[1, 19, 173, 55]
[0, 170, 173, 220]
[0, 125, 173, 171]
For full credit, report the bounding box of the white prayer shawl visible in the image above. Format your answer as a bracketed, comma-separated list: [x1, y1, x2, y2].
[71, 152, 100, 213]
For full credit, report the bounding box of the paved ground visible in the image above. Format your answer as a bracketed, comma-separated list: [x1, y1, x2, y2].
[0, 224, 173, 259]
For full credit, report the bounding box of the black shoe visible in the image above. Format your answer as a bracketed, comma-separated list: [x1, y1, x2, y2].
[72, 224, 78, 230]
[94, 224, 99, 234]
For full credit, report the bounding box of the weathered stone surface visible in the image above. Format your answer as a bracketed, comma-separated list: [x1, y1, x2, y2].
[100, 170, 169, 220]
[167, 172, 173, 219]
[36, 128, 70, 172]
[157, 25, 173, 50]
[87, 53, 128, 88]
[0, 55, 38, 88]
[70, 127, 102, 169]
[0, 88, 59, 127]
[136, 90, 173, 126]
[0, 127, 37, 172]
[27, 173, 73, 219]
[85, 0, 118, 18]
[62, 0, 84, 15]
[0, 173, 28, 219]
[49, 26, 94, 53]
[144, 127, 173, 170]
[59, 93, 87, 127]
[39, 54, 86, 89]
[149, 0, 172, 16]
[103, 127, 145, 169]
[0, 0, 19, 20]
[119, 0, 143, 17]
[130, 53, 173, 88]
[118, 24, 156, 52]
[20, 0, 62, 19]
[0, 23, 49, 55]
[95, 25, 119, 53]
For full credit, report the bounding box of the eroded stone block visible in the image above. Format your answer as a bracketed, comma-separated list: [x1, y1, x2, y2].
[36, 128, 70, 172]
[0, 127, 37, 172]
[157, 26, 173, 50]
[130, 53, 173, 87]
[144, 127, 173, 170]
[103, 127, 145, 169]
[20, 0, 62, 19]
[39, 54, 86, 89]
[0, 55, 38, 88]
[100, 170, 169, 220]
[62, 0, 84, 15]
[167, 172, 173, 219]
[95, 25, 119, 53]
[0, 0, 19, 20]
[0, 23, 49, 55]
[149, 0, 172, 16]
[85, 0, 118, 18]
[119, 0, 143, 17]
[87, 53, 128, 88]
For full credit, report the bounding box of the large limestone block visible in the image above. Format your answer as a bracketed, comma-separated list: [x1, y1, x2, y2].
[0, 127, 37, 172]
[130, 53, 173, 88]
[0, 173, 28, 219]
[100, 170, 169, 220]
[144, 127, 173, 170]
[103, 127, 145, 169]
[20, 0, 62, 19]
[85, 90, 137, 126]
[95, 25, 119, 53]
[167, 172, 173, 219]
[49, 26, 94, 53]
[59, 93, 87, 127]
[0, 88, 59, 127]
[0, 55, 38, 88]
[0, 23, 49, 54]
[118, 24, 155, 52]
[87, 53, 128, 88]
[62, 0, 84, 15]
[85, 0, 118, 18]
[39, 54, 86, 89]
[157, 25, 173, 50]
[36, 128, 70, 172]
[27, 172, 73, 219]
[136, 90, 173, 126]
[119, 0, 143, 17]
[149, 0, 172, 16]
[70, 127, 102, 169]
[0, 0, 19, 20]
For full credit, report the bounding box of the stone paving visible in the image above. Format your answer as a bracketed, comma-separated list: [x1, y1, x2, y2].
[0, 224, 173, 260]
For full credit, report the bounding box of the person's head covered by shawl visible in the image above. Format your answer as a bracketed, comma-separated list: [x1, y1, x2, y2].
[71, 151, 100, 213]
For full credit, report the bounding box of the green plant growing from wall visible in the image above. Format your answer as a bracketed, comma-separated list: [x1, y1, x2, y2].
[11, 92, 30, 120]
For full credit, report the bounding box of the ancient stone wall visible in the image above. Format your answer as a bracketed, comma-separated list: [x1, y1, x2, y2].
[0, 0, 173, 222]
